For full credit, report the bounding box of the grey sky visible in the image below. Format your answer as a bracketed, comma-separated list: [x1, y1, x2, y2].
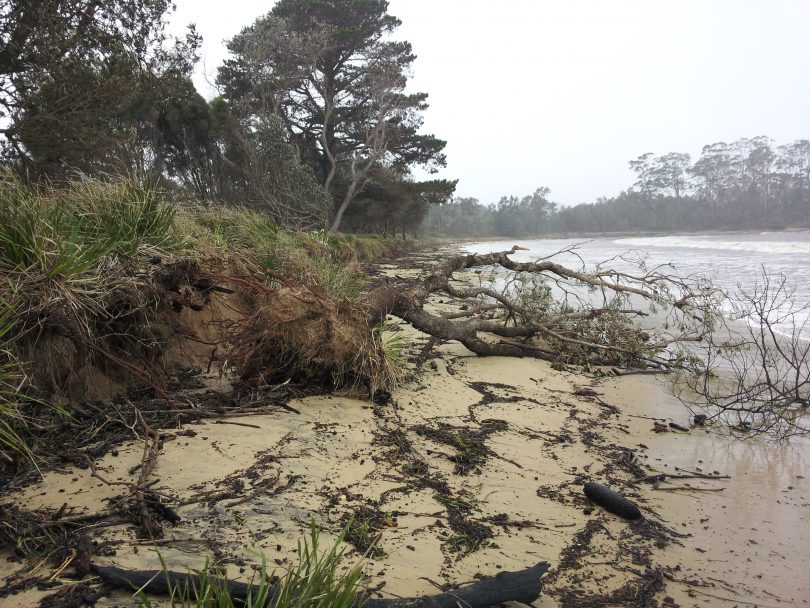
[169, 0, 810, 206]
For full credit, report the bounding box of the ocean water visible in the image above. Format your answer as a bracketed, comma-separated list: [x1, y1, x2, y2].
[462, 230, 810, 340]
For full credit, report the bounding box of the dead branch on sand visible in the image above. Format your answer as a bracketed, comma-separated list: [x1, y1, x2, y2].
[93, 560, 550, 608]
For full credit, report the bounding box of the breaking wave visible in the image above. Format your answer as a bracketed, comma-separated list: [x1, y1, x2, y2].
[614, 235, 810, 255]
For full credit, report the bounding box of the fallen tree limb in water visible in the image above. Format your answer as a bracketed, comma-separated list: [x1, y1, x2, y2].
[92, 561, 550, 607]
[381, 245, 714, 370]
[379, 245, 809, 438]
[673, 269, 810, 439]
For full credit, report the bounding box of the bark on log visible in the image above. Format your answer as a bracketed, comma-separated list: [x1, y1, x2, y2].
[91, 561, 549, 607]
[362, 561, 549, 608]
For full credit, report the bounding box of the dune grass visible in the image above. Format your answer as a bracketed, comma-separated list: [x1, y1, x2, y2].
[0, 293, 27, 462]
[176, 207, 405, 301]
[0, 177, 183, 279]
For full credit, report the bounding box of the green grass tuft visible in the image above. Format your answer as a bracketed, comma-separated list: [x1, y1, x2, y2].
[375, 323, 407, 388]
[0, 292, 30, 462]
[0, 175, 183, 279]
[139, 522, 365, 608]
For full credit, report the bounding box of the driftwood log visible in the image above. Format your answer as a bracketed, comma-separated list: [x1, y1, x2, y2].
[92, 561, 549, 607]
[584, 481, 642, 520]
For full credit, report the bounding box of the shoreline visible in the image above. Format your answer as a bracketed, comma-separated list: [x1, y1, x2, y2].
[1, 244, 808, 607]
[425, 226, 810, 243]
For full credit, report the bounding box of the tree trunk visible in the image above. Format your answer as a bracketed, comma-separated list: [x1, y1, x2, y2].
[329, 186, 356, 233]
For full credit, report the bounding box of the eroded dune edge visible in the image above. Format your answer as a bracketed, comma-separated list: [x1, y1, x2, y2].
[2, 245, 807, 608]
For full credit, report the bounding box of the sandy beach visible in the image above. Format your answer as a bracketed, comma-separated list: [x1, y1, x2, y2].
[2, 246, 808, 607]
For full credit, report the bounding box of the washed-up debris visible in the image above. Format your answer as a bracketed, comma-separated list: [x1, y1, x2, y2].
[583, 481, 642, 520]
[93, 561, 551, 608]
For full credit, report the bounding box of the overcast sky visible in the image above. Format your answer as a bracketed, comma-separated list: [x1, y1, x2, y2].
[169, 0, 810, 206]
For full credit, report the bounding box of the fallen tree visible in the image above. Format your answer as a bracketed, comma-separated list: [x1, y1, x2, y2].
[376, 245, 808, 437]
[674, 269, 810, 438]
[381, 245, 716, 370]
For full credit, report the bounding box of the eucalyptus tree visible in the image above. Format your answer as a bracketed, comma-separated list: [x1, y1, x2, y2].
[654, 152, 692, 199]
[628, 152, 656, 199]
[522, 187, 557, 233]
[776, 139, 810, 188]
[690, 142, 739, 209]
[629, 152, 692, 200]
[218, 0, 448, 232]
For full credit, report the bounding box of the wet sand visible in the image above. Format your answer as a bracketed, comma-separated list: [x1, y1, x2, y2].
[2, 249, 809, 607]
[602, 375, 810, 606]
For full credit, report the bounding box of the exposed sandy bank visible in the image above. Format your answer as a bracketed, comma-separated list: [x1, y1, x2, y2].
[2, 246, 808, 608]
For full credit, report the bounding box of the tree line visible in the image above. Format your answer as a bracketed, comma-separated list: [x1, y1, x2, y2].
[427, 136, 810, 237]
[3, 2, 806, 238]
[0, 0, 455, 233]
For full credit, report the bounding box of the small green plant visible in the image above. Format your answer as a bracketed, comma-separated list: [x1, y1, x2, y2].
[307, 229, 328, 245]
[374, 324, 407, 389]
[138, 522, 365, 608]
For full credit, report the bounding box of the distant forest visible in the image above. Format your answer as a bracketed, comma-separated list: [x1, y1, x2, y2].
[426, 136, 810, 237]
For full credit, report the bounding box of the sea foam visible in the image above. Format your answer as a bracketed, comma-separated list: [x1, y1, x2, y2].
[614, 236, 810, 255]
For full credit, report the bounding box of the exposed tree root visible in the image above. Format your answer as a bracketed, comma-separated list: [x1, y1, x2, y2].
[231, 280, 393, 393]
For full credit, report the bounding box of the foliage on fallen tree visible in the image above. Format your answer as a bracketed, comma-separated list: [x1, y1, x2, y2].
[379, 244, 808, 438]
[674, 270, 810, 438]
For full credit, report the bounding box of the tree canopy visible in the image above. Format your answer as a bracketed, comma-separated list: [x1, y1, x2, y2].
[0, 0, 200, 176]
[217, 0, 452, 231]
[0, 0, 454, 233]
